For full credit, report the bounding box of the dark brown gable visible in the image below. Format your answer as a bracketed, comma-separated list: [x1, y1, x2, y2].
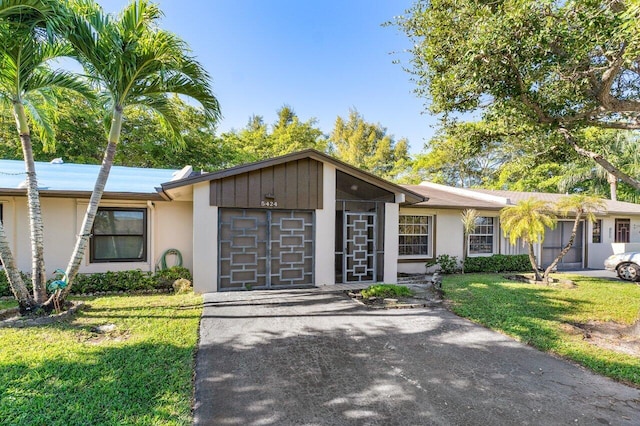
[210, 158, 323, 209]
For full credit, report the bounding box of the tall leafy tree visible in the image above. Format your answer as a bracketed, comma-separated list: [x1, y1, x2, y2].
[500, 198, 556, 281]
[0, 0, 90, 312]
[395, 0, 640, 190]
[223, 106, 327, 163]
[329, 108, 411, 181]
[60, 0, 220, 300]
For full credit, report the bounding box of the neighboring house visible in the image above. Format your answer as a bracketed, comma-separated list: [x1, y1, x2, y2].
[397, 182, 640, 274]
[0, 159, 195, 276]
[2, 150, 639, 293]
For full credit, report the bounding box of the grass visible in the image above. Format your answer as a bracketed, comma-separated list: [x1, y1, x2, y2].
[0, 299, 17, 310]
[361, 284, 414, 299]
[443, 273, 640, 386]
[0, 293, 202, 426]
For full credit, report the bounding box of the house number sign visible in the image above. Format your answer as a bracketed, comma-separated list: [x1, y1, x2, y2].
[261, 200, 278, 207]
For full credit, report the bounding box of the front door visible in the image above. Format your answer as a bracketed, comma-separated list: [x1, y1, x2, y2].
[343, 212, 376, 282]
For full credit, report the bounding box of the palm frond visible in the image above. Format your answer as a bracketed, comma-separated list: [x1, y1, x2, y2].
[22, 93, 56, 150]
[25, 68, 94, 100]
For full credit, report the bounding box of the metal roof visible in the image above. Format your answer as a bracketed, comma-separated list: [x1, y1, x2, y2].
[0, 159, 180, 196]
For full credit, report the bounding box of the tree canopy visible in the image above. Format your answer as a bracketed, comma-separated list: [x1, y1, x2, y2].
[395, 0, 640, 190]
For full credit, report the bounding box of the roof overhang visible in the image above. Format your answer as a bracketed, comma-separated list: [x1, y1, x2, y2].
[160, 149, 426, 205]
[0, 189, 166, 201]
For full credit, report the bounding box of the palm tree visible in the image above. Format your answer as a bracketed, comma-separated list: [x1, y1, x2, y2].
[500, 198, 556, 281]
[460, 208, 478, 274]
[0, 0, 90, 312]
[542, 195, 606, 281]
[59, 0, 220, 299]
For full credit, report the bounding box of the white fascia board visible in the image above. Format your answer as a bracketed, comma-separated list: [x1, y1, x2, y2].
[418, 181, 510, 205]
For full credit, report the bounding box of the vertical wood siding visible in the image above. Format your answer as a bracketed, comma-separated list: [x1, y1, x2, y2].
[210, 158, 323, 209]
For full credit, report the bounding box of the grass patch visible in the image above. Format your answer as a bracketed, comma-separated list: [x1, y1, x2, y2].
[0, 299, 17, 310]
[361, 284, 414, 299]
[443, 274, 640, 386]
[0, 293, 202, 425]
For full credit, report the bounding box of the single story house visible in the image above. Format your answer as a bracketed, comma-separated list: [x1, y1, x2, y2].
[397, 182, 640, 274]
[2, 150, 639, 292]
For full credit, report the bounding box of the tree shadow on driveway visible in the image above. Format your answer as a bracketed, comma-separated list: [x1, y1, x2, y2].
[195, 290, 640, 425]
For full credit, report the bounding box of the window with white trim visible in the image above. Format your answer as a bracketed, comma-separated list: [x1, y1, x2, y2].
[399, 215, 432, 257]
[468, 216, 495, 255]
[90, 208, 147, 262]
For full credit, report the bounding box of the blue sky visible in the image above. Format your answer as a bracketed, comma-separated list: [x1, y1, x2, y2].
[98, 0, 436, 153]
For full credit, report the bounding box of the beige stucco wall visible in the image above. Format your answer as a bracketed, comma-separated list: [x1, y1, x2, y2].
[397, 207, 501, 274]
[191, 182, 218, 293]
[0, 195, 193, 278]
[587, 215, 640, 268]
[315, 163, 336, 286]
[383, 202, 399, 283]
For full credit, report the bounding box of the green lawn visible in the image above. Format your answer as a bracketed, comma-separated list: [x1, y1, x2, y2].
[443, 273, 640, 386]
[0, 293, 202, 426]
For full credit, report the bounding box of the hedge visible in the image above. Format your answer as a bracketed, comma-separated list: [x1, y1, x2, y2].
[0, 266, 192, 297]
[463, 254, 531, 273]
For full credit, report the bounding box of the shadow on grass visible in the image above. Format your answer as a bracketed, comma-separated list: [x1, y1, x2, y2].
[0, 341, 194, 425]
[194, 294, 640, 426]
[442, 275, 592, 350]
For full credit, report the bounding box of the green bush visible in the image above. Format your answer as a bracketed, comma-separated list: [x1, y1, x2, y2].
[72, 269, 156, 293]
[67, 267, 193, 294]
[0, 272, 33, 298]
[463, 254, 531, 273]
[1, 267, 195, 297]
[154, 266, 193, 289]
[426, 254, 460, 274]
[361, 284, 414, 299]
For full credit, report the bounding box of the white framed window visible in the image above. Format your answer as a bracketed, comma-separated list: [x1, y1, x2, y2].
[468, 216, 496, 256]
[399, 215, 433, 257]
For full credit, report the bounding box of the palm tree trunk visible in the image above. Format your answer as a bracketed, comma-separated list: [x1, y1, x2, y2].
[12, 101, 47, 304]
[60, 108, 123, 300]
[528, 242, 541, 281]
[0, 219, 35, 313]
[543, 215, 581, 281]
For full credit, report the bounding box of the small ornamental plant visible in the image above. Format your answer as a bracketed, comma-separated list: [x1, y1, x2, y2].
[361, 284, 414, 299]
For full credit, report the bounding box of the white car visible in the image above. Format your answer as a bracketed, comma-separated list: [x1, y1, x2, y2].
[604, 252, 640, 282]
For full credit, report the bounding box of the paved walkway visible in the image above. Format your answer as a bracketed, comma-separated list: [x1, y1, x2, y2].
[194, 289, 640, 425]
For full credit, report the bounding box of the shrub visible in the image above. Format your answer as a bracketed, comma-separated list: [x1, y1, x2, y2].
[361, 284, 414, 299]
[463, 254, 531, 273]
[0, 272, 33, 297]
[426, 254, 460, 274]
[72, 269, 156, 293]
[154, 266, 193, 289]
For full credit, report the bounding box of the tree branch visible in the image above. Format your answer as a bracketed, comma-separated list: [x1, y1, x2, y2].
[558, 127, 640, 191]
[505, 54, 554, 124]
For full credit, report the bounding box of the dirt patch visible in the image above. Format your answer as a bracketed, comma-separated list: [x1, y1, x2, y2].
[346, 283, 443, 309]
[82, 328, 131, 345]
[505, 274, 577, 289]
[0, 302, 86, 328]
[563, 321, 640, 357]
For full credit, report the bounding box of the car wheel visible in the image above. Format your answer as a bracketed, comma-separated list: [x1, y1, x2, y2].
[617, 263, 640, 281]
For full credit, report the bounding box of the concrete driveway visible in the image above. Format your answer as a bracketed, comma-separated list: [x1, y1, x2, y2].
[194, 289, 640, 425]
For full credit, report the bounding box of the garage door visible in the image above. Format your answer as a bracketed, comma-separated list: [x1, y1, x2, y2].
[218, 209, 314, 290]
